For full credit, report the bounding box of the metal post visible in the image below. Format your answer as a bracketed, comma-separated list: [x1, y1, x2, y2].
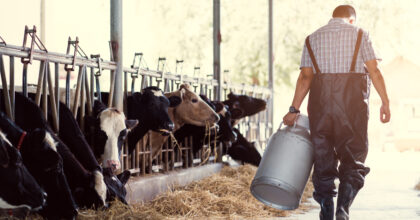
[110, 0, 123, 111]
[40, 0, 46, 44]
[268, 0, 274, 132]
[213, 0, 222, 101]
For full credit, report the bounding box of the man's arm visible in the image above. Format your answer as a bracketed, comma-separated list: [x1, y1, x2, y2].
[365, 59, 391, 123]
[283, 67, 314, 125]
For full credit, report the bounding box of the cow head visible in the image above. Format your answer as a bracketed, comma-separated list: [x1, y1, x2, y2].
[0, 131, 46, 215]
[73, 170, 107, 209]
[228, 128, 262, 167]
[212, 102, 243, 143]
[128, 87, 181, 135]
[102, 168, 130, 205]
[87, 101, 138, 172]
[166, 84, 219, 128]
[223, 92, 266, 118]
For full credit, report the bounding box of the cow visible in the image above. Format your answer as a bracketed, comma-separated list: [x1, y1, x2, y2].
[227, 128, 262, 166]
[53, 101, 134, 208]
[0, 108, 78, 219]
[0, 91, 107, 213]
[84, 100, 138, 172]
[148, 84, 219, 159]
[174, 96, 243, 154]
[97, 87, 181, 153]
[222, 92, 266, 125]
[0, 131, 46, 219]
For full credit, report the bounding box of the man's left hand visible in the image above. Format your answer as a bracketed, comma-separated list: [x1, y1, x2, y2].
[283, 112, 299, 126]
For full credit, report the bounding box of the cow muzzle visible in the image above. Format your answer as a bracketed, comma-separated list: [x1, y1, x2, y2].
[105, 160, 121, 172]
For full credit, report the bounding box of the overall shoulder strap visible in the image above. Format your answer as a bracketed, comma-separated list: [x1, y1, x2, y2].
[350, 29, 363, 72]
[305, 36, 321, 74]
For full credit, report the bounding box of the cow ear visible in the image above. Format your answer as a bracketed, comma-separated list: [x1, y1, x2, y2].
[168, 96, 181, 107]
[199, 94, 209, 102]
[213, 102, 224, 113]
[125, 119, 138, 130]
[93, 100, 107, 117]
[117, 170, 131, 185]
[227, 92, 236, 100]
[0, 142, 9, 168]
[230, 108, 243, 120]
[179, 83, 190, 90]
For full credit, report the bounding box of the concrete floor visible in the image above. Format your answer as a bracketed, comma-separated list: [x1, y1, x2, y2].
[284, 151, 420, 220]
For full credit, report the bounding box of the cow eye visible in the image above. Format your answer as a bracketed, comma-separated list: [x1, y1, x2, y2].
[192, 99, 198, 103]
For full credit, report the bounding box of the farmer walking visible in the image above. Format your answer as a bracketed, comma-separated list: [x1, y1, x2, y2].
[282, 5, 391, 220]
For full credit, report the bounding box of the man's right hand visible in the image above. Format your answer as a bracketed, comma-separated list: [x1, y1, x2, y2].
[283, 112, 299, 126]
[380, 103, 391, 123]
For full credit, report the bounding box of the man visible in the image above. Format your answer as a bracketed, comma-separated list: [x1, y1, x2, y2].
[282, 5, 390, 220]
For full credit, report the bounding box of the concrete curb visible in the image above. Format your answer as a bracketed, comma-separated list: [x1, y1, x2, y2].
[126, 163, 224, 204]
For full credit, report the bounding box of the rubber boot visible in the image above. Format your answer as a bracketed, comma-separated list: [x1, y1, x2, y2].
[318, 197, 334, 220]
[336, 182, 358, 220]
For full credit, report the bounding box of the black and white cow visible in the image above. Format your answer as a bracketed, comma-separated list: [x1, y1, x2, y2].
[94, 87, 179, 161]
[228, 128, 262, 167]
[1, 91, 108, 213]
[0, 131, 46, 219]
[0, 103, 78, 219]
[53, 101, 124, 208]
[84, 100, 138, 172]
[223, 92, 266, 125]
[125, 87, 181, 152]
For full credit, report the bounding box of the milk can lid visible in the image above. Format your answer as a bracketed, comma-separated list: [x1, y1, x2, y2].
[296, 114, 310, 130]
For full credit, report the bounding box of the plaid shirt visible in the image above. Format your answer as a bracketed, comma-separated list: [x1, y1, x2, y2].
[300, 18, 381, 74]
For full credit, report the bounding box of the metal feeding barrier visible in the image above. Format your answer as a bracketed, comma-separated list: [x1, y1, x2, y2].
[0, 26, 273, 176]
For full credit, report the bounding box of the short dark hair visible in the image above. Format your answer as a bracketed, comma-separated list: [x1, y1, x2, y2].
[332, 5, 356, 19]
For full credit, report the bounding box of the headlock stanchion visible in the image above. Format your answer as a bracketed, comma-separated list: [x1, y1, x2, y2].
[0, 25, 273, 176]
[91, 54, 103, 103]
[130, 53, 142, 94]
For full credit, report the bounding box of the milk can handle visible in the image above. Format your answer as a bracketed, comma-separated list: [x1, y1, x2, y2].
[278, 113, 299, 130]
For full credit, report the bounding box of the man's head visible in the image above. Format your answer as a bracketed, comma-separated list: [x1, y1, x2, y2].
[332, 5, 356, 24]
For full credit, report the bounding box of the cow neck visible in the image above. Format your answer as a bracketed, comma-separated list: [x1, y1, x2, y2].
[128, 122, 149, 145]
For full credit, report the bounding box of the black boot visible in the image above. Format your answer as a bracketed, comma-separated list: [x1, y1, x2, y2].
[318, 197, 334, 220]
[336, 182, 359, 220]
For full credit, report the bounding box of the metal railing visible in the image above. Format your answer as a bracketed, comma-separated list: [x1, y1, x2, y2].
[0, 27, 273, 176]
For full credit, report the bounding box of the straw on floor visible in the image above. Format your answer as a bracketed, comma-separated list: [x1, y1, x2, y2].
[29, 164, 314, 220]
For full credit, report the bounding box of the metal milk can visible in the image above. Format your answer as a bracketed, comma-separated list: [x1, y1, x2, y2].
[250, 114, 314, 210]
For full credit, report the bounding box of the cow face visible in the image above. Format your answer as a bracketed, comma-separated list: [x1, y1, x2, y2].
[213, 103, 243, 143]
[228, 129, 262, 167]
[0, 132, 46, 213]
[73, 170, 107, 209]
[128, 87, 181, 134]
[167, 84, 219, 127]
[88, 101, 138, 172]
[102, 168, 130, 204]
[223, 92, 266, 118]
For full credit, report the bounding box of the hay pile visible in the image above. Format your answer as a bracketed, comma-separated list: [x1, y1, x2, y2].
[133, 164, 314, 219]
